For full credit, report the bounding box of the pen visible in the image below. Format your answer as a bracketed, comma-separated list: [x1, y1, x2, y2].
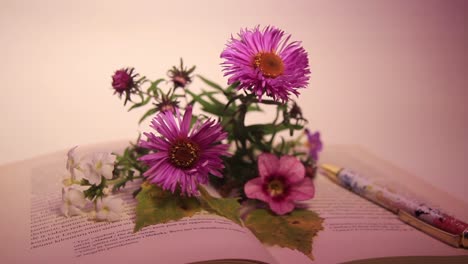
[319, 164, 468, 249]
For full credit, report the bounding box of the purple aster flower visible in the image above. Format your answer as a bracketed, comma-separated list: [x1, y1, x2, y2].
[138, 105, 230, 196]
[221, 26, 310, 102]
[244, 153, 315, 215]
[305, 129, 322, 161]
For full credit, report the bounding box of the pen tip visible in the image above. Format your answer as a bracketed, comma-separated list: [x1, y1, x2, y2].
[319, 164, 342, 176]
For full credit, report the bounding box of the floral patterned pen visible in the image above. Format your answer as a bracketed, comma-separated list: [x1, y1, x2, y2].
[320, 164, 468, 248]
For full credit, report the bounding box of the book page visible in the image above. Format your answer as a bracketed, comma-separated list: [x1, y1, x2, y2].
[0, 141, 276, 264]
[2, 142, 467, 264]
[268, 145, 468, 263]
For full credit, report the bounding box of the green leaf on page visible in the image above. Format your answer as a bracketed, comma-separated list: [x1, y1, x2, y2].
[244, 209, 324, 260]
[198, 186, 242, 225]
[134, 182, 202, 232]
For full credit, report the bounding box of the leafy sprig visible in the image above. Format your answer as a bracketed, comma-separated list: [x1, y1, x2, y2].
[111, 64, 313, 198]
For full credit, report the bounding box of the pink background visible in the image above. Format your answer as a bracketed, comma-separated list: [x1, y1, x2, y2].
[1, 0, 467, 202]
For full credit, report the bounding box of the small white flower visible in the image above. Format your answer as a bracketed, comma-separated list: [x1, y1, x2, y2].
[61, 188, 87, 217]
[83, 152, 116, 185]
[95, 196, 124, 222]
[62, 178, 73, 187]
[66, 146, 82, 180]
[87, 210, 96, 220]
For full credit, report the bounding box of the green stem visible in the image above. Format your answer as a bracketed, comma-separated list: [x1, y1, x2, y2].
[107, 176, 143, 185]
[268, 106, 282, 147]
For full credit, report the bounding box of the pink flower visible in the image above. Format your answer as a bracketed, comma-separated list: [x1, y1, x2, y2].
[221, 26, 310, 102]
[244, 153, 315, 215]
[138, 105, 230, 196]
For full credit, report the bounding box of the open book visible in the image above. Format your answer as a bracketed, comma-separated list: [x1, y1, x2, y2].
[0, 141, 467, 264]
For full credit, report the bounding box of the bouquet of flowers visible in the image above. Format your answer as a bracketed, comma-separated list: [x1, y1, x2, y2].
[60, 26, 324, 259]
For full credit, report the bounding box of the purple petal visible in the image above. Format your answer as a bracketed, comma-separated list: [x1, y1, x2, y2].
[138, 106, 230, 196]
[305, 129, 323, 161]
[220, 26, 310, 102]
[179, 105, 193, 137]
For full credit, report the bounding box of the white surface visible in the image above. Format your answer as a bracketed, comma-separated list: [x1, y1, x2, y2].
[1, 0, 467, 202]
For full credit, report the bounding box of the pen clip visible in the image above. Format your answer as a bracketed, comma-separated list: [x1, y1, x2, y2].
[398, 210, 466, 248]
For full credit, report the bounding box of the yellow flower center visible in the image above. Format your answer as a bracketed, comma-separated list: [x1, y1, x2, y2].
[169, 139, 200, 169]
[254, 52, 285, 78]
[96, 160, 103, 170]
[267, 179, 285, 197]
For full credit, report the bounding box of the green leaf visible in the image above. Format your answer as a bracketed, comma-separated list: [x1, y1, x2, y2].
[198, 186, 242, 225]
[82, 177, 107, 200]
[128, 96, 151, 111]
[186, 89, 210, 106]
[138, 107, 158, 124]
[225, 81, 240, 94]
[247, 103, 263, 112]
[245, 209, 324, 260]
[147, 79, 164, 97]
[246, 123, 303, 135]
[206, 93, 224, 107]
[197, 75, 224, 92]
[134, 182, 202, 232]
[186, 65, 196, 74]
[112, 170, 134, 192]
[151, 78, 165, 88]
[186, 90, 234, 116]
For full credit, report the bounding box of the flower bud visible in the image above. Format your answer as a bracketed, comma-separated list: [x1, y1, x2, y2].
[156, 95, 179, 114]
[289, 102, 303, 119]
[112, 68, 135, 93]
[168, 59, 195, 88]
